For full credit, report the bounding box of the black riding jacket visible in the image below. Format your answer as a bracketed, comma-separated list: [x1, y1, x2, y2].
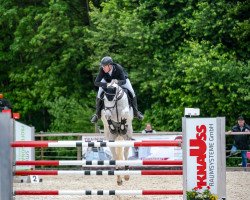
[94, 63, 128, 88]
[143, 129, 154, 133]
[232, 123, 250, 150]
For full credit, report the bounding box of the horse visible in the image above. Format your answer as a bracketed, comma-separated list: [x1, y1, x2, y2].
[100, 79, 134, 186]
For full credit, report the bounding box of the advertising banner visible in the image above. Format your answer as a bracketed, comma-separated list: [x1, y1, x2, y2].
[82, 134, 182, 161]
[183, 117, 226, 200]
[185, 118, 217, 193]
[15, 121, 35, 170]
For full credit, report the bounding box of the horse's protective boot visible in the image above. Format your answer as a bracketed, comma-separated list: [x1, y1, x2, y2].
[132, 96, 144, 120]
[90, 98, 102, 123]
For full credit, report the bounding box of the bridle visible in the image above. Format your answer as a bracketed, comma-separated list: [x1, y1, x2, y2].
[103, 84, 125, 123]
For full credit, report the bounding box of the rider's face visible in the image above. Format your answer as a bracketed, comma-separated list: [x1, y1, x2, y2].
[103, 64, 111, 73]
[238, 120, 245, 127]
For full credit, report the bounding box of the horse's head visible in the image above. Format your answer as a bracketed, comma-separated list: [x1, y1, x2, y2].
[103, 79, 122, 102]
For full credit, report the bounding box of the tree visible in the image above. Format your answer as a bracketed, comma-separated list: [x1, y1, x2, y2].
[2, 0, 94, 131]
[0, 0, 249, 132]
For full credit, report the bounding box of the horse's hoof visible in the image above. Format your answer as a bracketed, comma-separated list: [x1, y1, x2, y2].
[117, 180, 123, 186]
[124, 175, 130, 181]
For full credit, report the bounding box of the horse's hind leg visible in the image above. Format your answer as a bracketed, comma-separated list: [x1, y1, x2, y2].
[123, 146, 130, 181]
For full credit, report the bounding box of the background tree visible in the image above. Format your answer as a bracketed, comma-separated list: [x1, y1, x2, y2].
[0, 0, 249, 132]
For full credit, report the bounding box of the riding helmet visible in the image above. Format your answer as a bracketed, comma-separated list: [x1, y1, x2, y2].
[101, 56, 113, 67]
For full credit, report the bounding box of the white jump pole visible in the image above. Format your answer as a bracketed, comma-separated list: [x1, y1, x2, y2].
[14, 189, 183, 196]
[15, 169, 183, 176]
[15, 160, 183, 166]
[11, 140, 181, 148]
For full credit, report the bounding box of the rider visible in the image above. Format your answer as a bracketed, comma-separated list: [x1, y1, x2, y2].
[90, 56, 144, 123]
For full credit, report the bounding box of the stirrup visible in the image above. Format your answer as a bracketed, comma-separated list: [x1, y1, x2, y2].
[90, 114, 98, 123]
[136, 111, 144, 120]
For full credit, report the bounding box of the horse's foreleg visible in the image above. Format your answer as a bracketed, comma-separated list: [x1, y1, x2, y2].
[110, 147, 123, 186]
[123, 147, 130, 181]
[116, 146, 123, 185]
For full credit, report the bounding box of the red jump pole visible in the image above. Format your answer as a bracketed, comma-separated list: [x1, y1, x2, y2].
[14, 190, 183, 196]
[134, 141, 181, 147]
[142, 190, 183, 195]
[15, 170, 58, 176]
[15, 190, 59, 195]
[141, 170, 183, 175]
[11, 141, 51, 148]
[142, 160, 182, 165]
[15, 170, 183, 176]
[15, 160, 183, 166]
[15, 161, 59, 166]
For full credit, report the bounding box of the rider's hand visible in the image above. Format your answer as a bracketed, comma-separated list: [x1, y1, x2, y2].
[112, 79, 119, 84]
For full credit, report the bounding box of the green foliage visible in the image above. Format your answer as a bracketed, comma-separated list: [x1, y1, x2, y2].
[166, 40, 249, 129]
[226, 157, 242, 167]
[0, 0, 249, 133]
[187, 186, 218, 200]
[0, 1, 19, 91]
[1, 0, 94, 131]
[45, 96, 93, 132]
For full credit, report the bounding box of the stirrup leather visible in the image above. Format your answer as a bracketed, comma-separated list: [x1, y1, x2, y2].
[90, 114, 98, 123]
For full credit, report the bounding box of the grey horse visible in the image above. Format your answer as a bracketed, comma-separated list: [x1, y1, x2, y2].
[101, 79, 134, 185]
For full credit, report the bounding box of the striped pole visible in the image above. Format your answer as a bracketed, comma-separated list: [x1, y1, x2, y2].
[15, 170, 183, 176]
[15, 160, 183, 166]
[14, 190, 183, 195]
[11, 140, 181, 148]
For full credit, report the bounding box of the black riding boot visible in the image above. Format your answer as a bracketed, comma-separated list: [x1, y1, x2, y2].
[132, 96, 144, 120]
[90, 98, 102, 123]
